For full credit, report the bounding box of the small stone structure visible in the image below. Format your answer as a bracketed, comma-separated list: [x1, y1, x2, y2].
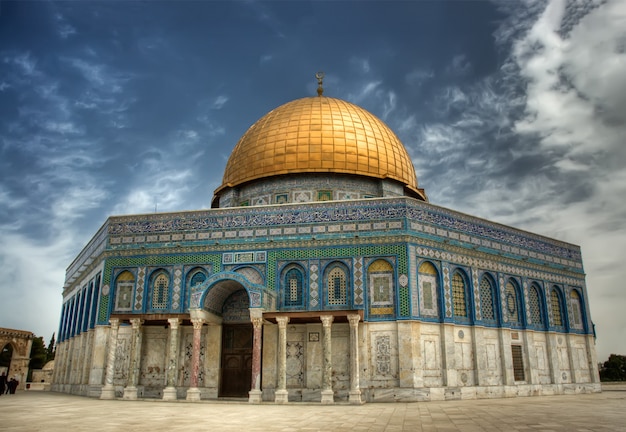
[28, 360, 54, 391]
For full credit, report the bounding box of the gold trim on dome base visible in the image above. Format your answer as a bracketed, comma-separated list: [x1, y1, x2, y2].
[215, 96, 426, 201]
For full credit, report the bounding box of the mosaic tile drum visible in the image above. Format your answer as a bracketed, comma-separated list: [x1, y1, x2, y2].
[52, 80, 600, 403]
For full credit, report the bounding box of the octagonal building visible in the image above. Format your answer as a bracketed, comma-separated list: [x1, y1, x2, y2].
[52, 84, 600, 403]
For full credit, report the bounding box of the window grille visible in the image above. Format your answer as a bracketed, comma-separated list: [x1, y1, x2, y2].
[511, 345, 525, 381]
[152, 273, 169, 309]
[480, 277, 495, 320]
[190, 271, 206, 287]
[551, 289, 563, 327]
[327, 267, 347, 305]
[529, 286, 543, 325]
[285, 268, 303, 307]
[452, 272, 467, 317]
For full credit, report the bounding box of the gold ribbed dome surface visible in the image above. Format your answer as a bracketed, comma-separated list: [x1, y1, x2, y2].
[218, 96, 422, 195]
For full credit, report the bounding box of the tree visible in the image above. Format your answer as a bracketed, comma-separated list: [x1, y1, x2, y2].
[28, 337, 48, 381]
[599, 354, 626, 381]
[46, 333, 56, 362]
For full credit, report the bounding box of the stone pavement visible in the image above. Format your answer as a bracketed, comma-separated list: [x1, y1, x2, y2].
[1, 385, 625, 432]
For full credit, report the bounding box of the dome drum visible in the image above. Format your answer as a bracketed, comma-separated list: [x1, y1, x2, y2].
[213, 172, 417, 208]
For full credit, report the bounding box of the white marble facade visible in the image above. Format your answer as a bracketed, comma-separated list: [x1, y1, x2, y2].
[53, 318, 600, 402]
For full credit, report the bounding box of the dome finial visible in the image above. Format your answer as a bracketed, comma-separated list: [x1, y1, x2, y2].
[315, 71, 325, 96]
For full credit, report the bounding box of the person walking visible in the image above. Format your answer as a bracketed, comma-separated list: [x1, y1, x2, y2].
[7, 378, 18, 394]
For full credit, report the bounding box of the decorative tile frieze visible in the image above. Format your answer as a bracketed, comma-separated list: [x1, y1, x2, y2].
[105, 198, 580, 269]
[416, 244, 583, 287]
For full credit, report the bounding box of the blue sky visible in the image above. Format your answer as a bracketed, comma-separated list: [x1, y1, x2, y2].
[1, 0, 624, 361]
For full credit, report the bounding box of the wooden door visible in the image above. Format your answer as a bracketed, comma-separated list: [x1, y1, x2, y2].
[220, 324, 253, 397]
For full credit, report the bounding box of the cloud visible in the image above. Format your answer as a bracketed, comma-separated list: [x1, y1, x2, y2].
[405, 68, 434, 88]
[12, 52, 38, 77]
[416, 0, 626, 359]
[112, 165, 193, 215]
[65, 58, 130, 93]
[446, 54, 472, 76]
[0, 231, 66, 338]
[212, 95, 229, 109]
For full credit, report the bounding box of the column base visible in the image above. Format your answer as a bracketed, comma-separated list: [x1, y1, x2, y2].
[248, 389, 263, 404]
[349, 389, 363, 404]
[122, 386, 138, 400]
[274, 389, 289, 404]
[100, 386, 116, 400]
[186, 387, 201, 401]
[321, 389, 334, 404]
[162, 386, 178, 401]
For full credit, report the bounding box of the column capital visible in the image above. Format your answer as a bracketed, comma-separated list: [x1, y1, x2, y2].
[130, 318, 144, 329]
[347, 314, 361, 327]
[276, 316, 290, 328]
[167, 318, 181, 329]
[109, 318, 120, 328]
[251, 317, 264, 329]
[191, 318, 205, 330]
[320, 315, 334, 327]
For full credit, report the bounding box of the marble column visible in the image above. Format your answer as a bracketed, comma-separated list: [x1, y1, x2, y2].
[186, 318, 204, 401]
[320, 315, 334, 404]
[347, 314, 363, 404]
[274, 316, 289, 403]
[123, 318, 144, 399]
[162, 318, 181, 400]
[248, 317, 264, 403]
[100, 318, 120, 399]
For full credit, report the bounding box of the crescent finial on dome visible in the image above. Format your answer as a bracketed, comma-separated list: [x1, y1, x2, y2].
[315, 71, 325, 96]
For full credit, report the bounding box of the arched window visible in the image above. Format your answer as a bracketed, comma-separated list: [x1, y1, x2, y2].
[550, 287, 564, 328]
[570, 290, 584, 330]
[528, 284, 544, 327]
[190, 271, 206, 288]
[479, 275, 496, 321]
[505, 279, 523, 326]
[418, 262, 439, 317]
[368, 259, 394, 315]
[115, 271, 134, 311]
[283, 266, 304, 308]
[152, 272, 169, 309]
[326, 264, 348, 306]
[452, 271, 468, 318]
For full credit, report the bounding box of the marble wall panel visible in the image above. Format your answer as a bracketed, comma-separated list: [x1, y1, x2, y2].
[286, 327, 305, 388]
[140, 327, 167, 387]
[113, 328, 131, 385]
[367, 323, 399, 386]
[305, 323, 322, 389]
[331, 325, 350, 390]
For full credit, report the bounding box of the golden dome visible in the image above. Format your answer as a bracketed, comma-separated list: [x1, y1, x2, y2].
[216, 96, 425, 200]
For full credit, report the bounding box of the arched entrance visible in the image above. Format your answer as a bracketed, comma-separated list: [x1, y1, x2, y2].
[0, 328, 34, 391]
[0, 343, 13, 376]
[200, 279, 254, 398]
[219, 289, 252, 397]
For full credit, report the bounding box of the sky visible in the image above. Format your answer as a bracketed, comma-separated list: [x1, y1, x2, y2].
[0, 0, 624, 361]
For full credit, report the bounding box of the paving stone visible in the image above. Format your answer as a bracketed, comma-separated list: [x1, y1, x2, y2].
[0, 390, 624, 431]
